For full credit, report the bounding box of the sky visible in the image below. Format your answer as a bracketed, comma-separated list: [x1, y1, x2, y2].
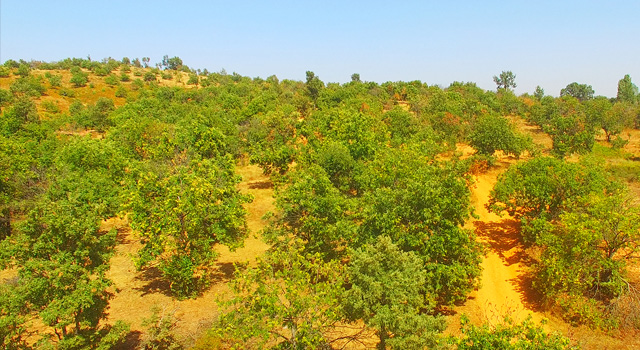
[1, 0, 639, 97]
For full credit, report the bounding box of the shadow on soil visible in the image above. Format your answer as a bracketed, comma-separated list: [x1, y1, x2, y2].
[113, 330, 142, 350]
[135, 266, 172, 297]
[474, 219, 543, 311]
[509, 272, 543, 312]
[247, 179, 273, 189]
[134, 262, 237, 298]
[474, 219, 528, 266]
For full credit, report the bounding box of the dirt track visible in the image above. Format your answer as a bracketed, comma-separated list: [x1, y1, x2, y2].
[455, 159, 545, 327]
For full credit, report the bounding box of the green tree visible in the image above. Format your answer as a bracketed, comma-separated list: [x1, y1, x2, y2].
[560, 82, 594, 101]
[216, 241, 345, 349]
[493, 71, 517, 91]
[450, 315, 576, 350]
[126, 154, 250, 297]
[305, 71, 323, 102]
[144, 71, 157, 82]
[616, 74, 638, 104]
[16, 63, 30, 77]
[469, 114, 531, 158]
[601, 102, 635, 142]
[541, 97, 596, 158]
[534, 86, 545, 100]
[344, 236, 445, 350]
[70, 70, 89, 87]
[351, 73, 361, 83]
[161, 56, 183, 70]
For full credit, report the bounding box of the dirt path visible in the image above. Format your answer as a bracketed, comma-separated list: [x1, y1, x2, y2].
[450, 158, 546, 331]
[105, 163, 273, 347]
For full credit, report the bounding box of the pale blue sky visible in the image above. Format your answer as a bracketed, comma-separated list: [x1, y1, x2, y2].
[1, 0, 638, 97]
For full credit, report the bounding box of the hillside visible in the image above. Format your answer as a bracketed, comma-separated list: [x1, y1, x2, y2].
[1, 59, 639, 349]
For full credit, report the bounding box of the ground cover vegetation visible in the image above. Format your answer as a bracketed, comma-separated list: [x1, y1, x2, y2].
[0, 59, 638, 349]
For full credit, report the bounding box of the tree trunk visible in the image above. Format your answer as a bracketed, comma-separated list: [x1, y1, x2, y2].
[377, 328, 387, 350]
[0, 207, 11, 239]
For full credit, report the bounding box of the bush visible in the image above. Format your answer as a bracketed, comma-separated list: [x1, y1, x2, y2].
[16, 63, 30, 77]
[70, 71, 88, 87]
[140, 306, 183, 350]
[144, 71, 156, 82]
[119, 72, 130, 82]
[46, 73, 62, 87]
[131, 78, 144, 91]
[104, 74, 119, 86]
[9, 76, 46, 96]
[469, 114, 531, 158]
[187, 74, 199, 85]
[115, 85, 128, 98]
[59, 88, 75, 97]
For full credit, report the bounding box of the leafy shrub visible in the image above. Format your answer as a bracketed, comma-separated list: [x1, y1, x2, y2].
[104, 74, 119, 86]
[140, 306, 183, 350]
[70, 71, 88, 87]
[144, 71, 156, 82]
[115, 85, 128, 98]
[449, 315, 577, 349]
[120, 72, 130, 82]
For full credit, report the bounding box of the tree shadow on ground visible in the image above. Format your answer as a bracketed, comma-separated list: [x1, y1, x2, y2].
[475, 219, 544, 311]
[134, 266, 172, 297]
[509, 272, 544, 312]
[474, 219, 529, 266]
[134, 262, 238, 298]
[247, 179, 273, 189]
[113, 330, 142, 350]
[114, 227, 133, 245]
[210, 262, 236, 284]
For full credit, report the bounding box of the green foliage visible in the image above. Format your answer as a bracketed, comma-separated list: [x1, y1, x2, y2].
[344, 236, 445, 350]
[126, 154, 250, 298]
[144, 71, 157, 82]
[70, 97, 115, 131]
[161, 56, 183, 70]
[489, 157, 615, 223]
[469, 114, 531, 157]
[215, 241, 345, 349]
[187, 74, 199, 85]
[0, 66, 10, 77]
[16, 63, 31, 77]
[493, 71, 517, 91]
[1, 96, 38, 135]
[140, 306, 183, 350]
[616, 74, 638, 104]
[46, 73, 62, 87]
[560, 82, 594, 101]
[104, 74, 119, 86]
[120, 72, 130, 82]
[449, 315, 577, 350]
[70, 69, 89, 87]
[533, 86, 544, 100]
[531, 96, 597, 158]
[305, 71, 323, 102]
[489, 157, 639, 327]
[10, 75, 46, 96]
[115, 85, 128, 98]
[0, 283, 29, 349]
[132, 78, 144, 90]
